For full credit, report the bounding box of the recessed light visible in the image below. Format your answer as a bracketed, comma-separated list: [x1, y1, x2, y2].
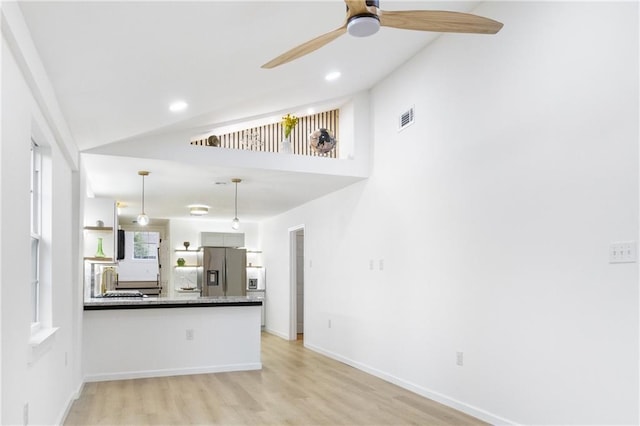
[325, 71, 341, 81]
[169, 101, 188, 112]
[307, 107, 315, 115]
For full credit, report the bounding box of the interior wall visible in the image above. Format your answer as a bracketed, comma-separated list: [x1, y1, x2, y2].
[261, 2, 639, 424]
[1, 32, 82, 426]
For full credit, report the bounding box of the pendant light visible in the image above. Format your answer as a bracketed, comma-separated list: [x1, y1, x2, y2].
[137, 170, 150, 226]
[231, 178, 241, 230]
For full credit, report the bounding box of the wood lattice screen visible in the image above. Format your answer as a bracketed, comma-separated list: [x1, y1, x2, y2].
[190, 109, 339, 158]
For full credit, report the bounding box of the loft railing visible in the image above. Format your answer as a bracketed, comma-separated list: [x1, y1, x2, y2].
[190, 109, 339, 158]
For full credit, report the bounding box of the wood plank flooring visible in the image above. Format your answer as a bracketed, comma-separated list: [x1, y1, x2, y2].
[64, 332, 486, 425]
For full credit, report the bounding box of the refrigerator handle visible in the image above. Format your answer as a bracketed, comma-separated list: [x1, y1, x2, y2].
[223, 254, 227, 295]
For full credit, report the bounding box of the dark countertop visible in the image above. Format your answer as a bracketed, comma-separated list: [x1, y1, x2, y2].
[84, 295, 263, 310]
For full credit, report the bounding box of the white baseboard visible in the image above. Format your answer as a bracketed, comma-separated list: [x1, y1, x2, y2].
[304, 342, 517, 426]
[57, 380, 84, 425]
[83, 362, 262, 383]
[264, 327, 289, 340]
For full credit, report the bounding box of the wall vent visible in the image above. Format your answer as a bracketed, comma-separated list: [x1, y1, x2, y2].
[398, 106, 415, 132]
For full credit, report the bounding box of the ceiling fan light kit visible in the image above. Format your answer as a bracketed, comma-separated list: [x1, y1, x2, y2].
[262, 0, 503, 69]
[347, 15, 380, 37]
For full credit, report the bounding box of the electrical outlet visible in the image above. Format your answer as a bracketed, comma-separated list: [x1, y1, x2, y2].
[186, 329, 194, 340]
[23, 402, 29, 425]
[609, 241, 637, 263]
[369, 260, 374, 270]
[456, 351, 464, 366]
[328, 319, 332, 328]
[379, 259, 384, 270]
[65, 352, 68, 367]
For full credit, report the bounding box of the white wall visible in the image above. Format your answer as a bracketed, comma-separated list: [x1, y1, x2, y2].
[1, 5, 83, 424]
[261, 2, 639, 424]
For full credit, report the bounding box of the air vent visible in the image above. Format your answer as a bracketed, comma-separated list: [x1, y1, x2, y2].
[398, 107, 415, 132]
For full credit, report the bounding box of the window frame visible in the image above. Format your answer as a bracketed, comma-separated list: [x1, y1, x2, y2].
[132, 231, 159, 261]
[30, 142, 42, 329]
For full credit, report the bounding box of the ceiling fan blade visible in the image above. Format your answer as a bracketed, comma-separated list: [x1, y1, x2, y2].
[262, 26, 347, 69]
[380, 10, 503, 34]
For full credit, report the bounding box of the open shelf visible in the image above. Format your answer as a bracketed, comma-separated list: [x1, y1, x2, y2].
[84, 257, 115, 263]
[83, 226, 114, 231]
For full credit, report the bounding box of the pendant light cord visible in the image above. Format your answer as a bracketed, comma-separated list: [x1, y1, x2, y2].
[141, 174, 145, 214]
[234, 180, 238, 218]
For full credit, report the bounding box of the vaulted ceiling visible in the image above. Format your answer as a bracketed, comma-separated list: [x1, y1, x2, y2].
[18, 1, 483, 223]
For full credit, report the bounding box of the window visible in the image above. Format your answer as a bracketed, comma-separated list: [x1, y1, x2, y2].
[28, 124, 57, 352]
[133, 231, 159, 260]
[30, 142, 41, 324]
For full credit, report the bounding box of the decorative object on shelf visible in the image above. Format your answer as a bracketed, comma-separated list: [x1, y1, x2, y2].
[96, 219, 104, 227]
[189, 205, 209, 216]
[137, 170, 150, 226]
[190, 109, 339, 158]
[310, 128, 337, 154]
[177, 257, 186, 266]
[241, 129, 264, 150]
[206, 135, 220, 147]
[282, 113, 298, 138]
[280, 113, 298, 154]
[183, 241, 190, 250]
[231, 178, 241, 230]
[280, 135, 292, 154]
[95, 237, 106, 258]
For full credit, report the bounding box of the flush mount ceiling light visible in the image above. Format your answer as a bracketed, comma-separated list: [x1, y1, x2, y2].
[136, 171, 150, 226]
[325, 71, 341, 81]
[169, 101, 188, 112]
[231, 178, 241, 230]
[189, 205, 209, 216]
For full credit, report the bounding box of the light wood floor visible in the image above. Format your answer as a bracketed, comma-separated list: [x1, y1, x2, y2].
[64, 332, 486, 425]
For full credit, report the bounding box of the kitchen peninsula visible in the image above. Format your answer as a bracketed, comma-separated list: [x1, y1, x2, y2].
[83, 296, 262, 382]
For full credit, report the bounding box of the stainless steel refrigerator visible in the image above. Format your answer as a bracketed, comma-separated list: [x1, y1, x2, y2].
[198, 247, 246, 297]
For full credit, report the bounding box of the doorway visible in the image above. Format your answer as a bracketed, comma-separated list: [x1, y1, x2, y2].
[289, 225, 304, 341]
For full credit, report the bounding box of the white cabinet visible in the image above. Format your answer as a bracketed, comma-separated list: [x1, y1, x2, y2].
[200, 232, 245, 247]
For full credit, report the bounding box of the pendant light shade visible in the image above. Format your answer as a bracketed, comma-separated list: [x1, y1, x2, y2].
[137, 213, 149, 226]
[231, 178, 241, 230]
[137, 171, 150, 226]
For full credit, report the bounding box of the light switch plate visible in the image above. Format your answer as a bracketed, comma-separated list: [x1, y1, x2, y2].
[609, 241, 637, 263]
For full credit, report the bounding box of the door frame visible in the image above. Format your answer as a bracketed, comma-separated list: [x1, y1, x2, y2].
[288, 224, 305, 340]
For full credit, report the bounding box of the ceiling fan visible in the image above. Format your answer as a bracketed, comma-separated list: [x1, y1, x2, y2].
[262, 0, 503, 69]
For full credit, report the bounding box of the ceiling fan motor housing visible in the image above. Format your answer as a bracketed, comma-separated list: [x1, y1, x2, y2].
[347, 14, 380, 37]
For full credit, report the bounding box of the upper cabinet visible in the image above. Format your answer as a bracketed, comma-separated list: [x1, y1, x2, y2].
[200, 232, 245, 248]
